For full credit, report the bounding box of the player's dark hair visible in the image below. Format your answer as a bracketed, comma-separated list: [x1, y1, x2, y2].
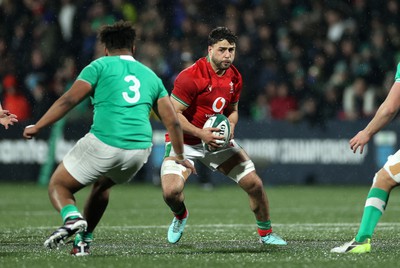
[208, 27, 238, 46]
[98, 20, 136, 51]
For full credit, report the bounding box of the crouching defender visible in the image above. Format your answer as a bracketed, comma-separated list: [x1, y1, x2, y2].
[23, 21, 195, 256]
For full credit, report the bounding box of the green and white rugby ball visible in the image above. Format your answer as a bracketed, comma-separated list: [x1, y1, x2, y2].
[202, 114, 231, 152]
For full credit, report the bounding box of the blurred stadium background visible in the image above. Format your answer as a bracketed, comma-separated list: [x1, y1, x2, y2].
[1, 0, 400, 186]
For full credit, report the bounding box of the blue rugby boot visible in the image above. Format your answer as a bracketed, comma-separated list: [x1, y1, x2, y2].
[167, 211, 189, 244]
[260, 232, 287, 245]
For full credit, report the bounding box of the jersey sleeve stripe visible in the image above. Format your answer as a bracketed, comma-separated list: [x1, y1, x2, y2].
[76, 78, 93, 86]
[171, 94, 189, 107]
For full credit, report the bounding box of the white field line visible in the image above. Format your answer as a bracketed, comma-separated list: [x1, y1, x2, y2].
[26, 222, 400, 230]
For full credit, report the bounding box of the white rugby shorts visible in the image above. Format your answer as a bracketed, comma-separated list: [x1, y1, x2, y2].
[63, 133, 151, 185]
[165, 139, 255, 182]
[383, 149, 400, 183]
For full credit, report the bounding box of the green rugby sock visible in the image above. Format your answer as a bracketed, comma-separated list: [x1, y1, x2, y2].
[60, 204, 82, 223]
[76, 232, 93, 243]
[257, 220, 272, 236]
[355, 188, 388, 242]
[83, 232, 93, 242]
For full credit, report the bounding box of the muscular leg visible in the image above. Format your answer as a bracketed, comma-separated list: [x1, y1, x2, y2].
[217, 151, 270, 221]
[48, 162, 86, 212]
[161, 156, 191, 214]
[44, 162, 88, 249]
[161, 172, 186, 214]
[355, 168, 398, 242]
[161, 157, 191, 243]
[373, 168, 398, 191]
[330, 168, 398, 253]
[238, 171, 270, 221]
[83, 176, 115, 233]
[216, 151, 289, 246]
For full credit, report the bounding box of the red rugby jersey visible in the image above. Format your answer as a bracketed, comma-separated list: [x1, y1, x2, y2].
[165, 57, 242, 145]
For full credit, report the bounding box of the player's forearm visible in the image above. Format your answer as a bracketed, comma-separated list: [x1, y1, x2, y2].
[364, 82, 400, 137]
[34, 95, 76, 129]
[226, 111, 238, 127]
[363, 103, 397, 137]
[157, 96, 186, 156]
[224, 104, 238, 125]
[176, 113, 203, 138]
[167, 121, 185, 157]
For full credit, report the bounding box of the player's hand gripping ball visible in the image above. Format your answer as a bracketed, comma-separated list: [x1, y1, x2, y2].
[202, 114, 231, 152]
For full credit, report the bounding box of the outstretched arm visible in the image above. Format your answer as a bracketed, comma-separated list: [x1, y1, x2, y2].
[23, 80, 92, 139]
[350, 82, 400, 154]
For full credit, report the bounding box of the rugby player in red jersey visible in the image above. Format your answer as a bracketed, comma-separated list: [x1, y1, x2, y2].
[160, 27, 287, 245]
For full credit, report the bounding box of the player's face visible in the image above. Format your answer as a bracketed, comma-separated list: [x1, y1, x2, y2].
[208, 40, 236, 73]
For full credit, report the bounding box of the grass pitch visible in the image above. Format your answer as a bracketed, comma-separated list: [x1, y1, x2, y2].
[1, 183, 400, 268]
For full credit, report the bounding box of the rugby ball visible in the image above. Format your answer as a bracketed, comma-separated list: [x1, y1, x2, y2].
[202, 114, 231, 152]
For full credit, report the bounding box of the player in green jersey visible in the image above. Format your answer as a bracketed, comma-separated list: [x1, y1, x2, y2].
[23, 21, 195, 256]
[331, 63, 400, 254]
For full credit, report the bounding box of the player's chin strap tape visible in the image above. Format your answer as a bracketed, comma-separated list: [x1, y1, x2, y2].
[227, 160, 255, 183]
[161, 160, 187, 179]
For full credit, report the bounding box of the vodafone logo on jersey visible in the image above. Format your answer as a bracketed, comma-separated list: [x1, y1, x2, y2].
[212, 97, 226, 112]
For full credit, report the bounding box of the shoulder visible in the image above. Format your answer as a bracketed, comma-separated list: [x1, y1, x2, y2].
[175, 58, 209, 87]
[84, 56, 110, 72]
[78, 58, 106, 79]
[133, 58, 157, 75]
[91, 56, 110, 66]
[228, 64, 242, 83]
[121, 56, 163, 82]
[179, 58, 209, 78]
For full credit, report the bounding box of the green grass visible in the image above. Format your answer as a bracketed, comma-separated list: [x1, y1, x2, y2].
[1, 183, 400, 268]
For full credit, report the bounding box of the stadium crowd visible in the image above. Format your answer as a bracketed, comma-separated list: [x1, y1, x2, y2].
[1, 0, 400, 126]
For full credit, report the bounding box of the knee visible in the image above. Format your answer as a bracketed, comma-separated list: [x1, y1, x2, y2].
[48, 174, 68, 195]
[240, 172, 264, 195]
[48, 163, 83, 194]
[249, 179, 264, 195]
[373, 169, 398, 191]
[161, 174, 184, 201]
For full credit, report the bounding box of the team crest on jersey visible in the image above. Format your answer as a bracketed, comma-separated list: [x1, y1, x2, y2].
[212, 97, 226, 112]
[229, 81, 234, 93]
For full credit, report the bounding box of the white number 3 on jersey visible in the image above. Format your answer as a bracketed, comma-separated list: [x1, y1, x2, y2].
[122, 75, 141, 104]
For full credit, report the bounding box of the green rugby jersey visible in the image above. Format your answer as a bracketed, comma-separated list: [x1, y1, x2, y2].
[77, 55, 168, 149]
[396, 63, 400, 82]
